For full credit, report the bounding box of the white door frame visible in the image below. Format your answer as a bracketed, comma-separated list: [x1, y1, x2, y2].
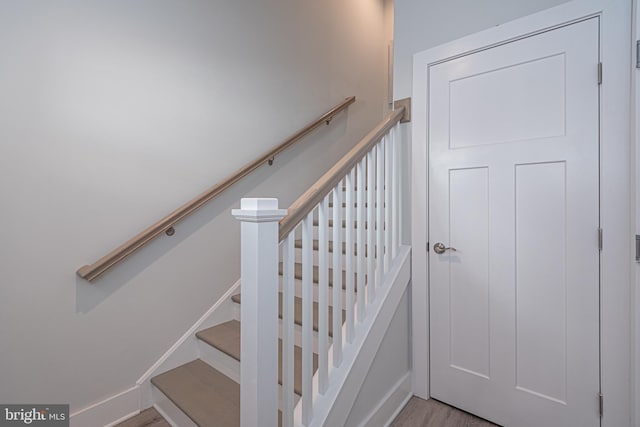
[633, 1, 639, 426]
[410, 0, 633, 426]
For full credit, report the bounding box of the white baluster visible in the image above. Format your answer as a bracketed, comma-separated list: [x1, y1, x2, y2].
[281, 234, 295, 427]
[367, 149, 375, 303]
[392, 124, 399, 259]
[356, 158, 366, 321]
[396, 123, 403, 248]
[232, 198, 286, 427]
[376, 139, 385, 288]
[345, 169, 355, 342]
[332, 186, 343, 366]
[301, 211, 314, 424]
[384, 131, 392, 272]
[318, 196, 329, 394]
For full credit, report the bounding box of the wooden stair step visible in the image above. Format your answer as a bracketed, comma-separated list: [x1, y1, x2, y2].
[151, 359, 241, 427]
[196, 320, 318, 396]
[231, 293, 345, 337]
[278, 262, 363, 288]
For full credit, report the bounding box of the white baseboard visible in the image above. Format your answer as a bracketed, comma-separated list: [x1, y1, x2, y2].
[357, 373, 412, 427]
[70, 385, 139, 427]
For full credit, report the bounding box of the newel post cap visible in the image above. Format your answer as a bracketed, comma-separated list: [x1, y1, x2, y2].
[231, 198, 287, 223]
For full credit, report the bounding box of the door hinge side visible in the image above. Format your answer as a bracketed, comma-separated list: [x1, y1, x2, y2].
[597, 62, 603, 85]
[636, 41, 640, 69]
[598, 228, 602, 251]
[598, 228, 603, 251]
[598, 392, 604, 417]
[426, 241, 430, 252]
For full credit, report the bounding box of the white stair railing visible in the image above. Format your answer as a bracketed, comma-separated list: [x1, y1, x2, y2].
[234, 106, 406, 427]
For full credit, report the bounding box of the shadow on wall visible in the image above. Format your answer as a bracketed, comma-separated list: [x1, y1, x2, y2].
[75, 113, 349, 313]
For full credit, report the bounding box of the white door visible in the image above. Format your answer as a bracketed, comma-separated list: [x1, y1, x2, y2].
[428, 18, 600, 427]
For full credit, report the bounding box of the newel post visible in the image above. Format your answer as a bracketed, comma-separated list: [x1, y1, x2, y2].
[232, 198, 287, 427]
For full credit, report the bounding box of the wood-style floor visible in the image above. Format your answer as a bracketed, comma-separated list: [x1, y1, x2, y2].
[116, 396, 498, 427]
[391, 397, 499, 427]
[115, 408, 170, 427]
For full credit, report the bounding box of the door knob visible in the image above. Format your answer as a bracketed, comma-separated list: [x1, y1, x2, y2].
[433, 242, 457, 254]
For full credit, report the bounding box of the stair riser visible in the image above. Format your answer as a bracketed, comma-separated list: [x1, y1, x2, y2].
[151, 387, 198, 427]
[197, 340, 240, 383]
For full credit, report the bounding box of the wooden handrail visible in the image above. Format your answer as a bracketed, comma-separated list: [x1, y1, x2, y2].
[77, 96, 356, 282]
[279, 106, 405, 241]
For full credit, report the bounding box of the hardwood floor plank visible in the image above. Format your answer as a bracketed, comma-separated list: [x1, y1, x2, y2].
[391, 397, 500, 427]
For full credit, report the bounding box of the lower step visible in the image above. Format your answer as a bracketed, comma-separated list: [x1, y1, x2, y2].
[151, 359, 239, 427]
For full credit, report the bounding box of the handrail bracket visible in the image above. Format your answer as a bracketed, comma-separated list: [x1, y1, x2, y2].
[394, 97, 411, 123]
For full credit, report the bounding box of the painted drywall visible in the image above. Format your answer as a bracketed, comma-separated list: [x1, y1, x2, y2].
[0, 0, 392, 413]
[344, 289, 411, 427]
[393, 0, 572, 100]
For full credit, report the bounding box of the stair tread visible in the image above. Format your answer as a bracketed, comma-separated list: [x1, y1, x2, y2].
[151, 359, 240, 427]
[196, 320, 318, 396]
[231, 293, 345, 337]
[278, 262, 364, 288]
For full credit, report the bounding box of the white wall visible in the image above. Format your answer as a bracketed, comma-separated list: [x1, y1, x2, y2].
[393, 0, 572, 100]
[0, 0, 392, 413]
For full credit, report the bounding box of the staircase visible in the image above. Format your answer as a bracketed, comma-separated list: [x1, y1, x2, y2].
[149, 217, 352, 426]
[142, 106, 408, 427]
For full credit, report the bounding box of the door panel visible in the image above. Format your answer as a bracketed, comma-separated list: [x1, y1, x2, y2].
[449, 167, 490, 378]
[429, 18, 599, 427]
[449, 53, 566, 148]
[514, 161, 567, 404]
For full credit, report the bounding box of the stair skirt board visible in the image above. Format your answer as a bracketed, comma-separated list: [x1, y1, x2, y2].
[69, 385, 140, 427]
[356, 372, 412, 427]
